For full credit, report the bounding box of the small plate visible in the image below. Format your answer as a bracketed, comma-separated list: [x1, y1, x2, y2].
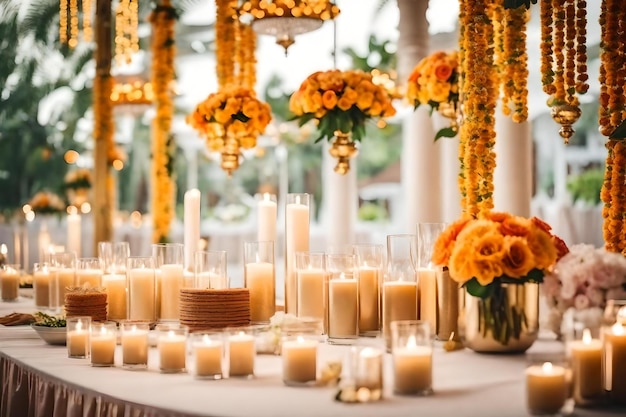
[31, 325, 66, 346]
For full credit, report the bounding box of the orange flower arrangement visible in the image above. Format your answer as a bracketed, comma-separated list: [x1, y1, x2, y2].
[406, 51, 459, 113]
[187, 85, 272, 151]
[27, 191, 66, 215]
[433, 212, 568, 295]
[289, 69, 396, 142]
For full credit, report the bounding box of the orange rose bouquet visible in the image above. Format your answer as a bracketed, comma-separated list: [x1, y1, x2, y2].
[27, 191, 66, 215]
[187, 85, 272, 151]
[289, 69, 396, 142]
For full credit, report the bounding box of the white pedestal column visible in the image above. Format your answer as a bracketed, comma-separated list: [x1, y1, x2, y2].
[494, 112, 532, 217]
[433, 114, 462, 223]
[322, 142, 357, 248]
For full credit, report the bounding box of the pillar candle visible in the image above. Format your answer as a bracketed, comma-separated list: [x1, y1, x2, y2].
[184, 189, 201, 270]
[56, 268, 76, 306]
[67, 320, 89, 358]
[90, 328, 116, 366]
[570, 328, 603, 404]
[128, 268, 155, 321]
[282, 336, 317, 384]
[357, 266, 380, 333]
[160, 264, 183, 320]
[245, 261, 275, 323]
[296, 267, 325, 319]
[418, 267, 437, 334]
[393, 338, 432, 394]
[0, 266, 20, 301]
[33, 268, 50, 307]
[526, 362, 568, 414]
[228, 332, 255, 377]
[257, 193, 277, 243]
[76, 268, 103, 288]
[194, 336, 223, 377]
[603, 323, 626, 404]
[66, 213, 81, 257]
[285, 198, 310, 314]
[158, 330, 187, 372]
[328, 275, 358, 339]
[102, 274, 126, 320]
[383, 281, 418, 347]
[122, 326, 149, 365]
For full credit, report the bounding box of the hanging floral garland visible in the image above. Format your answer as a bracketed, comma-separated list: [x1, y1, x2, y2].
[149, 0, 178, 244]
[540, 0, 588, 143]
[598, 0, 626, 254]
[59, 0, 92, 48]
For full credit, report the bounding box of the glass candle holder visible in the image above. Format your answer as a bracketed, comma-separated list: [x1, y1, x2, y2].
[282, 334, 318, 386]
[326, 253, 359, 344]
[67, 316, 91, 359]
[157, 323, 188, 373]
[0, 264, 20, 302]
[244, 241, 276, 324]
[33, 262, 51, 308]
[192, 332, 225, 380]
[153, 243, 184, 322]
[296, 251, 326, 322]
[383, 235, 418, 350]
[525, 352, 574, 416]
[194, 250, 229, 289]
[121, 320, 150, 369]
[126, 257, 156, 322]
[566, 328, 603, 406]
[99, 241, 130, 322]
[76, 257, 103, 288]
[353, 244, 383, 336]
[227, 327, 256, 378]
[90, 322, 117, 367]
[284, 193, 311, 315]
[602, 319, 626, 406]
[256, 192, 277, 243]
[350, 346, 384, 399]
[391, 320, 433, 396]
[50, 252, 77, 313]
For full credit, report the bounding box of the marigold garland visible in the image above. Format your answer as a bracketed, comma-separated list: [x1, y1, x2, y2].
[215, 0, 237, 88]
[149, 0, 177, 244]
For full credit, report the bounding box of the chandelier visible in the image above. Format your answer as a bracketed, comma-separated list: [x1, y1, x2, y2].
[239, 0, 340, 54]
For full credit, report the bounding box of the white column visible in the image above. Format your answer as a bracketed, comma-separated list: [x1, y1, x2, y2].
[397, 0, 442, 229]
[322, 142, 357, 247]
[494, 112, 532, 217]
[433, 114, 462, 223]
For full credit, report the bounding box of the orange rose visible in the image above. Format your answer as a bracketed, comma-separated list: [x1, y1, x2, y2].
[472, 259, 503, 286]
[434, 63, 453, 81]
[487, 211, 511, 223]
[448, 243, 474, 283]
[322, 90, 338, 110]
[432, 217, 471, 265]
[531, 216, 552, 234]
[501, 236, 535, 278]
[336, 97, 353, 111]
[500, 216, 530, 237]
[552, 235, 569, 260]
[474, 232, 505, 262]
[527, 226, 558, 270]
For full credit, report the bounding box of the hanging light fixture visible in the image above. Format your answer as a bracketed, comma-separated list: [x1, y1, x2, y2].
[239, 0, 340, 54]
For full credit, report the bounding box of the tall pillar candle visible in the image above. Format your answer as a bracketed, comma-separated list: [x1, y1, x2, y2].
[418, 267, 437, 333]
[33, 262, 50, 308]
[160, 264, 184, 320]
[127, 257, 156, 322]
[257, 193, 277, 243]
[383, 282, 418, 348]
[296, 252, 326, 320]
[326, 253, 359, 342]
[102, 273, 127, 320]
[284, 193, 310, 314]
[183, 189, 201, 271]
[0, 265, 20, 301]
[354, 244, 383, 336]
[603, 323, 626, 405]
[245, 261, 275, 323]
[66, 211, 82, 257]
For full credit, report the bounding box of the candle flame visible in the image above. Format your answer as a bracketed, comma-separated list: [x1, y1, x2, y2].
[263, 193, 270, 202]
[295, 195, 301, 205]
[238, 331, 245, 337]
[0, 244, 6, 255]
[203, 334, 210, 344]
[168, 330, 175, 338]
[76, 320, 83, 331]
[297, 335, 304, 343]
[612, 322, 624, 336]
[542, 362, 553, 373]
[407, 335, 417, 348]
[131, 325, 137, 332]
[582, 328, 592, 344]
[100, 327, 107, 335]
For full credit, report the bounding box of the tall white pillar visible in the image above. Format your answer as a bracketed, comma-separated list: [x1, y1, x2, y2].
[322, 142, 357, 248]
[494, 112, 532, 217]
[397, 0, 442, 229]
[433, 114, 462, 222]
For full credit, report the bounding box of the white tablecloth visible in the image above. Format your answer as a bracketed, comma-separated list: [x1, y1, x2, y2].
[1, 299, 624, 417]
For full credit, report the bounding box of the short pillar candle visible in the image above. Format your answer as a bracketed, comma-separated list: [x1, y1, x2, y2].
[67, 316, 91, 359]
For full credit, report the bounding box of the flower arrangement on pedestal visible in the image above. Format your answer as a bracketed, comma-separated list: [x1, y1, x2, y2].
[289, 69, 396, 174]
[543, 244, 626, 337]
[433, 212, 568, 350]
[64, 168, 92, 207]
[406, 50, 460, 139]
[27, 191, 66, 215]
[187, 85, 272, 175]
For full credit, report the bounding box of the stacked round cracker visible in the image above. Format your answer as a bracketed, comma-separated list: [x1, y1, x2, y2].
[64, 287, 108, 322]
[180, 288, 250, 332]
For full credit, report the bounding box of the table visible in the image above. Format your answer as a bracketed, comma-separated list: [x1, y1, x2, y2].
[1, 299, 624, 417]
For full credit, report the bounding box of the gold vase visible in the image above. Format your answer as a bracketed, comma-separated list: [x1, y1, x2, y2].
[460, 282, 539, 353]
[551, 104, 582, 144]
[328, 131, 358, 175]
